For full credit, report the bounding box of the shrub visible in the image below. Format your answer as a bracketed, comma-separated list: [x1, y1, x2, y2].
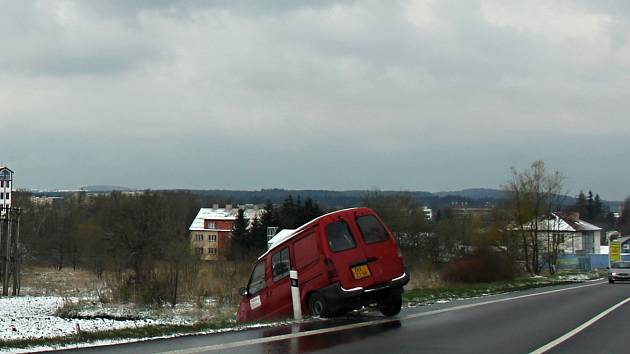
[441, 249, 515, 283]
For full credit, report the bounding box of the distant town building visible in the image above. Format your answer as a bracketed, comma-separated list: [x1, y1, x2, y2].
[528, 212, 603, 255]
[188, 204, 264, 261]
[0, 166, 13, 214]
[30, 196, 65, 207]
[422, 206, 433, 221]
[448, 206, 493, 218]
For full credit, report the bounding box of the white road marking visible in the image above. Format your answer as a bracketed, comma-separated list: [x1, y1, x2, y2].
[529, 296, 630, 354]
[157, 281, 605, 354]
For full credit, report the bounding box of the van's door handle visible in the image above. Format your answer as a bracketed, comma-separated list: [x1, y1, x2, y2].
[350, 258, 378, 268]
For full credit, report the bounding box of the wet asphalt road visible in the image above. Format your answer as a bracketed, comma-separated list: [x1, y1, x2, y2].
[49, 280, 630, 354]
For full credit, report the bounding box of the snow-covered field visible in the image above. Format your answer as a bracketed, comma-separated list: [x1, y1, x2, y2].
[0, 296, 169, 342]
[0, 295, 290, 353]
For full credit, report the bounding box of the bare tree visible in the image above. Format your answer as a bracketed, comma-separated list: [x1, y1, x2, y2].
[504, 161, 565, 274]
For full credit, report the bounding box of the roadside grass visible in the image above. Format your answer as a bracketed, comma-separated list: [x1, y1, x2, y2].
[0, 314, 297, 352]
[0, 316, 234, 350]
[403, 269, 605, 305]
[20, 266, 109, 298]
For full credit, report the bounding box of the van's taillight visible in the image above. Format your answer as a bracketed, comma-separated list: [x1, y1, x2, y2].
[324, 258, 338, 280]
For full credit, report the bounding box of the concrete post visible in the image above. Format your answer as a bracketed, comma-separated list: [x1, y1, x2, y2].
[289, 270, 302, 320]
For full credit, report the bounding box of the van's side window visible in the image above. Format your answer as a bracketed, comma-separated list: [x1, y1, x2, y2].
[248, 261, 266, 296]
[356, 215, 389, 244]
[326, 221, 357, 252]
[272, 247, 290, 282]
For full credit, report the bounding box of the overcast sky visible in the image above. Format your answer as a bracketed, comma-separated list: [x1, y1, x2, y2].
[1, 1, 629, 200]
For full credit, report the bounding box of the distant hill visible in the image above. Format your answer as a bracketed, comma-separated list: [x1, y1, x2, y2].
[33, 186, 621, 212]
[80, 185, 133, 192]
[435, 188, 505, 199]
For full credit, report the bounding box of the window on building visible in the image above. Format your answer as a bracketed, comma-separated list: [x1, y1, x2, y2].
[195, 247, 203, 255]
[195, 234, 204, 241]
[5, 193, 8, 200]
[0, 193, 3, 200]
[207, 222, 216, 229]
[0, 181, 3, 187]
[209, 247, 217, 255]
[209, 234, 217, 242]
[326, 221, 356, 252]
[272, 247, 290, 282]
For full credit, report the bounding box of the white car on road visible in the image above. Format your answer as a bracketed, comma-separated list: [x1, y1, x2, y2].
[608, 261, 630, 283]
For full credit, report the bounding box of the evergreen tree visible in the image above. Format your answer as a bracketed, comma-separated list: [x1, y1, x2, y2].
[260, 201, 274, 230]
[594, 194, 603, 220]
[280, 195, 296, 228]
[575, 191, 587, 216]
[586, 190, 595, 220]
[229, 208, 249, 261]
[249, 215, 267, 254]
[301, 197, 322, 225]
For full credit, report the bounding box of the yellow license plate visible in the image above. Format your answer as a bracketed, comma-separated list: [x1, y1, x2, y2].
[351, 264, 371, 280]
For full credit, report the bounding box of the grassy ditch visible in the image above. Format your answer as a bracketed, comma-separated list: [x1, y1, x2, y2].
[403, 270, 604, 305]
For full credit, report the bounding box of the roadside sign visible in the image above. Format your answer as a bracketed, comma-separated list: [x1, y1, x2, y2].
[610, 241, 621, 262]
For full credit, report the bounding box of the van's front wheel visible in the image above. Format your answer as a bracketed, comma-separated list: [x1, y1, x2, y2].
[308, 292, 330, 317]
[379, 291, 402, 316]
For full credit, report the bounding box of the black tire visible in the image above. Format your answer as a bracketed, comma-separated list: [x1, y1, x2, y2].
[379, 291, 402, 317]
[308, 292, 330, 317]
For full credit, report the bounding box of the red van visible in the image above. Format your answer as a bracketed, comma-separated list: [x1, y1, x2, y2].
[236, 207, 409, 322]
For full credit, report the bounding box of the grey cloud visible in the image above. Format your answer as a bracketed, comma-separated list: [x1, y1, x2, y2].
[80, 0, 355, 21]
[1, 0, 629, 199]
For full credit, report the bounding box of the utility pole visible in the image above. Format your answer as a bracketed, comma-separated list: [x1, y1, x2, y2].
[12, 209, 21, 296]
[3, 207, 12, 295]
[0, 206, 4, 293]
[0, 166, 20, 297]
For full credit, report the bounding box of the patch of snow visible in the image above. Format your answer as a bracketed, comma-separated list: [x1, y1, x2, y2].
[0, 296, 173, 342]
[0, 314, 295, 353]
[555, 273, 590, 281]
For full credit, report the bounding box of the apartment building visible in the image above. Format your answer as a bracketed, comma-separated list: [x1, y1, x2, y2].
[188, 204, 263, 261]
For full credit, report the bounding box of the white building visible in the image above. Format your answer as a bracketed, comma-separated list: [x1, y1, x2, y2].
[422, 206, 433, 221]
[188, 204, 265, 261]
[531, 212, 603, 254]
[0, 166, 13, 214]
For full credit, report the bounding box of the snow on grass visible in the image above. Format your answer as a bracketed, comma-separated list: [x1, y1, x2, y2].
[554, 273, 591, 281]
[0, 296, 296, 354]
[0, 296, 172, 342]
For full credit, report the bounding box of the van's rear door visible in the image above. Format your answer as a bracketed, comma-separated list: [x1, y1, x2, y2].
[351, 209, 404, 284]
[322, 214, 375, 289]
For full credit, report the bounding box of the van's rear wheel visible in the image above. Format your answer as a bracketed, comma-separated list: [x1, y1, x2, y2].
[379, 291, 402, 317]
[308, 292, 330, 317]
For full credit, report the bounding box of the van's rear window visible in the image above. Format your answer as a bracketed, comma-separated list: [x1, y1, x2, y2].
[356, 215, 389, 244]
[326, 221, 357, 252]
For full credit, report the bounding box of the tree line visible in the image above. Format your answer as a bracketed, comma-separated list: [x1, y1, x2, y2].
[361, 161, 627, 279]
[12, 190, 323, 303]
[11, 160, 629, 296]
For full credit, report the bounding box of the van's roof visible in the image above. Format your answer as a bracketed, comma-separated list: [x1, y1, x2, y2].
[257, 207, 368, 260]
[266, 229, 295, 249]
